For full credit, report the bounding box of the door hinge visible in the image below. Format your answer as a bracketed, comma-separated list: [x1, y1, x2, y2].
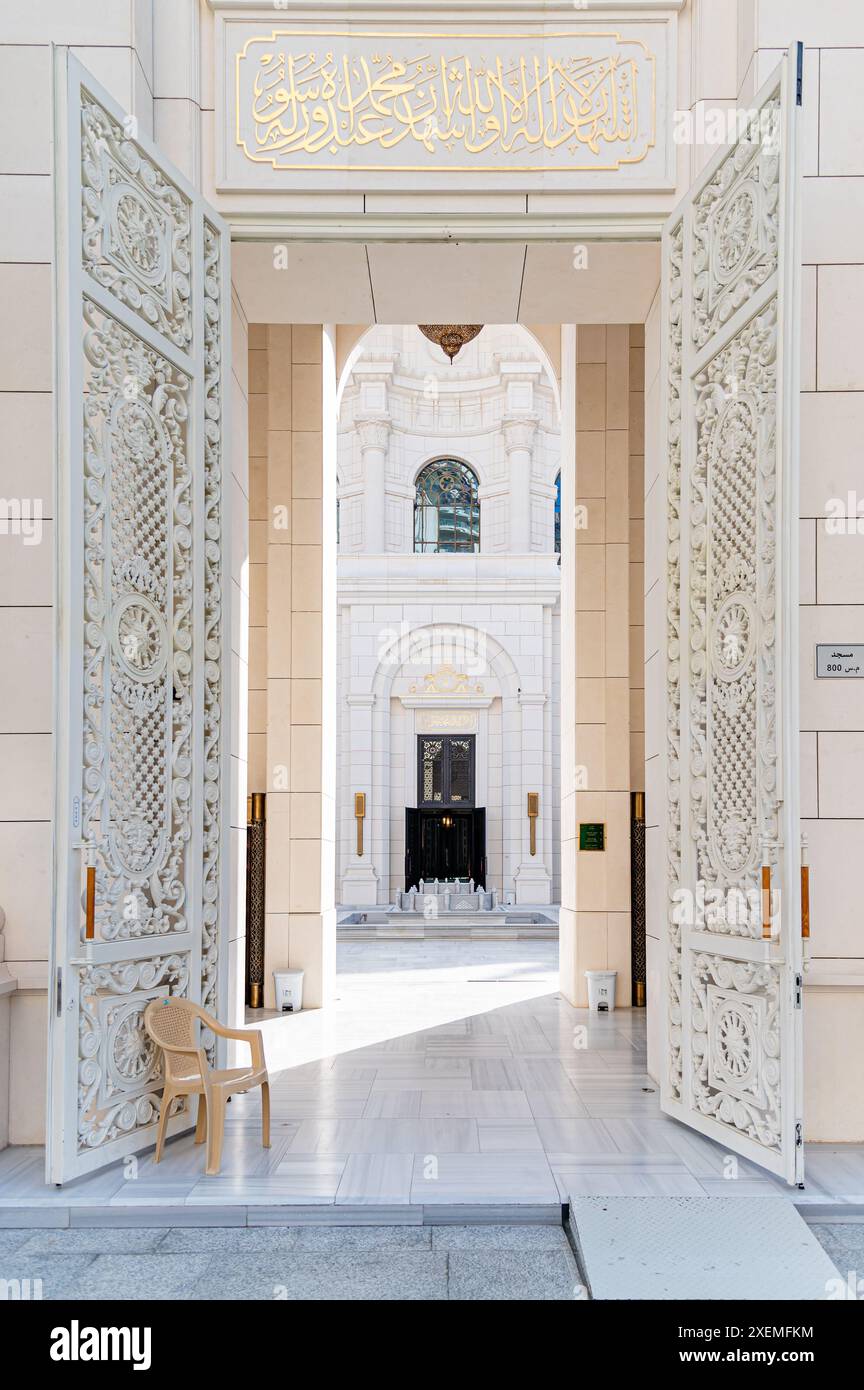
[796, 41, 804, 106]
[794, 972, 803, 1008]
[795, 1121, 803, 1148]
[55, 968, 62, 1017]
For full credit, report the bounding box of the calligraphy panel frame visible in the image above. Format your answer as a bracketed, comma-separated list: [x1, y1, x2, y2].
[215, 18, 678, 193]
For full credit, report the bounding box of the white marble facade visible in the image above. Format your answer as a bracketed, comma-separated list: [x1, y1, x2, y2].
[336, 327, 561, 905]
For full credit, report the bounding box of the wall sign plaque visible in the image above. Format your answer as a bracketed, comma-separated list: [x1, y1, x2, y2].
[579, 822, 606, 851]
[816, 644, 864, 678]
[216, 18, 676, 192]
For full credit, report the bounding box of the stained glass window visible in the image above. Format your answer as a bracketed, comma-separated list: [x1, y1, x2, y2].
[554, 471, 561, 554]
[414, 459, 480, 553]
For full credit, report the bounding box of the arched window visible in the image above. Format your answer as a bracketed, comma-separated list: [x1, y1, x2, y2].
[414, 459, 480, 553]
[554, 471, 561, 554]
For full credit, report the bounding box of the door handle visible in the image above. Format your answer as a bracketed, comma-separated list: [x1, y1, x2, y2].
[84, 865, 96, 941]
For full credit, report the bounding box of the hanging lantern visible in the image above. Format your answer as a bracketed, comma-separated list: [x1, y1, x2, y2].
[418, 324, 483, 363]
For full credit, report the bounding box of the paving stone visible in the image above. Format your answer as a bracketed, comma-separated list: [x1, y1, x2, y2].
[66, 1254, 212, 1301]
[291, 1224, 432, 1252]
[809, 1224, 864, 1277]
[0, 1230, 33, 1254]
[191, 1252, 448, 1301]
[16, 1227, 169, 1254]
[159, 1226, 301, 1253]
[432, 1223, 570, 1251]
[0, 1254, 95, 1300]
[447, 1250, 584, 1300]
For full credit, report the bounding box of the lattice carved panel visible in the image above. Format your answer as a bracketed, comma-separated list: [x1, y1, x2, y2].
[690, 300, 778, 934]
[82, 298, 193, 942]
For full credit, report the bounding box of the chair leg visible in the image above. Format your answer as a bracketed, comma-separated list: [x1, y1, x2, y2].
[194, 1094, 207, 1145]
[205, 1090, 225, 1176]
[154, 1091, 172, 1164]
[261, 1080, 271, 1149]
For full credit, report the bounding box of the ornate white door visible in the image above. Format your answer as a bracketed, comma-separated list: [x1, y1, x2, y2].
[48, 55, 231, 1182]
[660, 47, 804, 1184]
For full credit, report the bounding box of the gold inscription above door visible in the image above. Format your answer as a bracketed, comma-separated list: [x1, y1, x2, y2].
[218, 20, 676, 192]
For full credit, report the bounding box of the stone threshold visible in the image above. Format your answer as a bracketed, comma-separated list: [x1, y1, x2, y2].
[0, 1202, 564, 1229]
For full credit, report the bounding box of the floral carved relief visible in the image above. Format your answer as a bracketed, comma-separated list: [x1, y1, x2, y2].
[692, 96, 780, 350]
[665, 216, 684, 1103]
[200, 219, 225, 1040]
[691, 953, 781, 1153]
[78, 954, 189, 1152]
[81, 90, 192, 350]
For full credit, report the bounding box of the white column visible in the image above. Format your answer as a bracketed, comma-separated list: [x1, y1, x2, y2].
[514, 690, 553, 904]
[502, 415, 538, 552]
[356, 416, 391, 553]
[341, 693, 379, 904]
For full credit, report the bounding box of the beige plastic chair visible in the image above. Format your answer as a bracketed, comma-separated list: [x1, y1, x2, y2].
[143, 996, 270, 1176]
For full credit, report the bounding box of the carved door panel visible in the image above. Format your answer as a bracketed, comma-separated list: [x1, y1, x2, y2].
[48, 55, 230, 1181]
[660, 48, 804, 1183]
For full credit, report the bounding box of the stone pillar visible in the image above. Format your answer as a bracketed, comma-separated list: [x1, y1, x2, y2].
[513, 691, 553, 904]
[341, 693, 379, 903]
[559, 325, 633, 1008]
[356, 415, 391, 553]
[502, 415, 538, 552]
[262, 325, 336, 1009]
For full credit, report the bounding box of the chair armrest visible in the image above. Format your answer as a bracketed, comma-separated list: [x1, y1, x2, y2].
[209, 1022, 266, 1071]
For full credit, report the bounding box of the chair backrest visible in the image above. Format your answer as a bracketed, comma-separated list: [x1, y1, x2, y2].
[144, 996, 211, 1082]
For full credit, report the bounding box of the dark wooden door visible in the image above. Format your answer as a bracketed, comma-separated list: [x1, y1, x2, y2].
[404, 807, 421, 890]
[470, 807, 486, 887]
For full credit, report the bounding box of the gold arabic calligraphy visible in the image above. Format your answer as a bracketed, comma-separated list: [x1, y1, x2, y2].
[240, 39, 650, 169]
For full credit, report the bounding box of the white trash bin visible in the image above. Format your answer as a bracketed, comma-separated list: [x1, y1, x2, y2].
[586, 970, 617, 1012]
[273, 969, 304, 1013]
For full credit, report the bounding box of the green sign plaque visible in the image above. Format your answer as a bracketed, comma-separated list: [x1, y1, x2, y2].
[579, 822, 606, 852]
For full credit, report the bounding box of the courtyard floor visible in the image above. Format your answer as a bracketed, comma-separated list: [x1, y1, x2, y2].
[3, 940, 864, 1218]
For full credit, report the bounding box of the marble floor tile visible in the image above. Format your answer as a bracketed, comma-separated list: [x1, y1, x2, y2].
[369, 1075, 473, 1092]
[477, 1122, 545, 1153]
[534, 1117, 620, 1155]
[419, 1090, 532, 1119]
[516, 1060, 581, 1091]
[195, 1160, 348, 1204]
[424, 1041, 515, 1058]
[335, 1154, 415, 1205]
[558, 1170, 706, 1197]
[411, 1153, 559, 1205]
[343, 1057, 471, 1078]
[362, 1090, 422, 1119]
[527, 1090, 590, 1119]
[266, 1082, 373, 1100]
[468, 1059, 525, 1090]
[289, 1119, 480, 1155]
[268, 1097, 369, 1120]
